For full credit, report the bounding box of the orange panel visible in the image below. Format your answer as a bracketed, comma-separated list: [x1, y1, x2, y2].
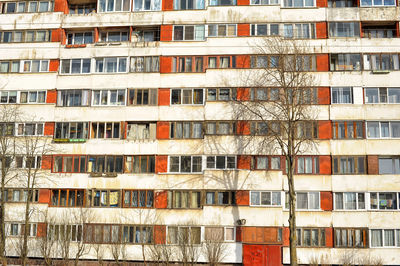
[156, 122, 170, 139]
[237, 87, 250, 101]
[264, 227, 277, 243]
[237, 155, 251, 170]
[237, 24, 250, 36]
[237, 0, 250, 4]
[236, 190, 250, 206]
[325, 227, 333, 247]
[242, 227, 257, 243]
[236, 226, 243, 242]
[160, 25, 173, 41]
[237, 121, 251, 135]
[155, 155, 168, 173]
[320, 191, 333, 211]
[266, 245, 282, 266]
[162, 0, 173, 10]
[316, 0, 327, 7]
[236, 55, 250, 68]
[316, 22, 327, 39]
[319, 155, 331, 175]
[316, 54, 329, 72]
[38, 189, 51, 204]
[367, 155, 379, 175]
[46, 89, 57, 104]
[94, 28, 99, 43]
[44, 122, 54, 136]
[160, 57, 172, 73]
[318, 87, 330, 104]
[49, 60, 59, 72]
[154, 190, 168, 208]
[282, 227, 290, 246]
[243, 244, 265, 266]
[53, 0, 68, 13]
[318, 120, 332, 139]
[158, 88, 170, 106]
[37, 223, 47, 237]
[154, 225, 166, 244]
[41, 155, 52, 170]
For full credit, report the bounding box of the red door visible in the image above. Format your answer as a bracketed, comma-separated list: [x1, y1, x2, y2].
[243, 244, 282, 266]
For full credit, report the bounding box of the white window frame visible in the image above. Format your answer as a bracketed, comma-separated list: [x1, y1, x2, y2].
[250, 0, 279, 5]
[283, 0, 315, 7]
[205, 155, 236, 169]
[95, 57, 128, 73]
[91, 89, 126, 106]
[21, 60, 49, 72]
[19, 90, 47, 104]
[99, 31, 129, 42]
[173, 25, 205, 41]
[369, 192, 400, 210]
[364, 87, 400, 104]
[286, 191, 320, 210]
[66, 31, 94, 45]
[250, 191, 282, 207]
[283, 23, 315, 39]
[15, 123, 44, 136]
[366, 121, 400, 139]
[370, 229, 400, 248]
[98, 0, 131, 12]
[133, 0, 161, 10]
[168, 155, 203, 173]
[333, 192, 366, 210]
[360, 0, 395, 7]
[207, 24, 237, 37]
[331, 87, 353, 104]
[60, 58, 91, 74]
[15, 155, 41, 169]
[170, 88, 205, 105]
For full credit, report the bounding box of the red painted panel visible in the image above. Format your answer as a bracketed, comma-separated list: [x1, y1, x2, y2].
[38, 189, 51, 204]
[325, 227, 333, 247]
[316, 22, 327, 38]
[368, 155, 379, 175]
[94, 28, 99, 43]
[46, 89, 57, 104]
[155, 155, 168, 173]
[318, 87, 330, 104]
[237, 121, 251, 135]
[316, 0, 327, 7]
[154, 225, 166, 244]
[236, 190, 249, 206]
[243, 244, 265, 266]
[160, 57, 172, 73]
[49, 60, 59, 72]
[236, 226, 243, 242]
[237, 87, 250, 101]
[41, 155, 52, 170]
[44, 122, 54, 136]
[237, 24, 250, 36]
[162, 0, 173, 10]
[316, 54, 329, 72]
[237, 0, 250, 4]
[318, 121, 332, 139]
[51, 28, 66, 44]
[283, 227, 290, 246]
[160, 25, 173, 41]
[154, 190, 168, 209]
[37, 223, 47, 237]
[236, 55, 250, 68]
[266, 245, 282, 266]
[320, 191, 333, 211]
[54, 0, 68, 13]
[237, 155, 251, 170]
[319, 155, 331, 175]
[158, 88, 170, 106]
[156, 122, 170, 139]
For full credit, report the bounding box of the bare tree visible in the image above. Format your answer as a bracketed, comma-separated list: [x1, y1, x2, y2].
[0, 105, 20, 264]
[202, 227, 228, 266]
[110, 241, 127, 266]
[38, 210, 57, 266]
[93, 243, 105, 266]
[175, 226, 201, 265]
[147, 243, 173, 265]
[232, 37, 319, 265]
[71, 208, 92, 266]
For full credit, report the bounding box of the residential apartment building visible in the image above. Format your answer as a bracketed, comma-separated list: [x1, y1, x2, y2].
[0, 0, 400, 264]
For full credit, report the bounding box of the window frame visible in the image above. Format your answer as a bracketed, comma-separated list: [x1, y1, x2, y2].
[127, 88, 158, 105]
[296, 228, 326, 247]
[170, 88, 205, 105]
[334, 192, 366, 210]
[250, 191, 282, 207]
[91, 89, 126, 106]
[50, 189, 85, 207]
[170, 121, 204, 139]
[122, 190, 154, 208]
[168, 155, 203, 173]
[60, 58, 91, 74]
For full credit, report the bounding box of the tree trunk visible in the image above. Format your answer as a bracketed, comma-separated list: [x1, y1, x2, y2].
[287, 151, 297, 265]
[0, 163, 6, 264]
[21, 169, 33, 266]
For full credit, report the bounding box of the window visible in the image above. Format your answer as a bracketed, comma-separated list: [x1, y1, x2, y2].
[254, 156, 281, 170]
[124, 155, 155, 173]
[171, 89, 204, 105]
[334, 228, 367, 248]
[0, 30, 51, 42]
[92, 90, 126, 106]
[0, 61, 20, 73]
[361, 0, 394, 6]
[283, 23, 315, 39]
[365, 88, 400, 104]
[251, 24, 271, 36]
[364, 54, 400, 71]
[0, 91, 18, 104]
[209, 0, 237, 5]
[60, 59, 91, 74]
[51, 189, 85, 207]
[16, 123, 44, 136]
[55, 122, 89, 139]
[15, 156, 41, 169]
[379, 157, 400, 174]
[87, 156, 123, 173]
[250, 0, 279, 5]
[84, 224, 122, 243]
[5, 188, 39, 202]
[98, 0, 130, 12]
[328, 0, 356, 6]
[206, 156, 236, 169]
[126, 123, 156, 140]
[167, 191, 201, 208]
[133, 27, 160, 42]
[130, 56, 159, 72]
[123, 190, 153, 207]
[52, 155, 86, 173]
[367, 122, 400, 138]
[174, 0, 205, 9]
[334, 192, 366, 210]
[329, 22, 360, 37]
[332, 156, 365, 174]
[170, 122, 203, 139]
[204, 227, 235, 241]
[250, 55, 280, 69]
[205, 191, 236, 205]
[168, 226, 201, 244]
[296, 228, 326, 247]
[295, 121, 319, 138]
[87, 190, 120, 207]
[332, 121, 364, 139]
[249, 88, 280, 101]
[169, 156, 202, 173]
[133, 0, 161, 10]
[370, 192, 399, 210]
[121, 225, 153, 244]
[21, 60, 49, 72]
[2, 1, 53, 13]
[0, 123, 15, 136]
[330, 54, 362, 71]
[297, 156, 319, 174]
[291, 192, 320, 210]
[67, 32, 93, 44]
[331, 87, 353, 104]
[208, 24, 237, 37]
[57, 90, 91, 107]
[69, 4, 95, 14]
[250, 121, 278, 136]
[285, 55, 316, 71]
[206, 88, 236, 101]
[250, 191, 281, 206]
[127, 89, 157, 105]
[363, 24, 396, 38]
[48, 224, 83, 242]
[8, 223, 37, 237]
[9, 223, 20, 236]
[173, 25, 205, 41]
[19, 91, 46, 104]
[91, 122, 120, 139]
[283, 0, 313, 6]
[205, 122, 236, 135]
[370, 229, 400, 247]
[172, 56, 205, 72]
[95, 57, 127, 73]
[99, 31, 129, 42]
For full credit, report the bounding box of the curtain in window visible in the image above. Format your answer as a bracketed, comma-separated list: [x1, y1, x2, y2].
[371, 230, 382, 247]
